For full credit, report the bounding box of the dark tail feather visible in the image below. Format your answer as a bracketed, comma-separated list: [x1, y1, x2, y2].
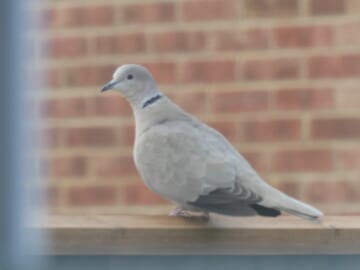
[189, 201, 282, 217]
[250, 204, 281, 217]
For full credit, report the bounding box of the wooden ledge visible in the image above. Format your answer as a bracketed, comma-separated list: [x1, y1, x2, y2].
[40, 215, 360, 255]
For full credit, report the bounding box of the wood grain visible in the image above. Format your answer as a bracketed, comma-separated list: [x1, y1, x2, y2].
[38, 215, 360, 255]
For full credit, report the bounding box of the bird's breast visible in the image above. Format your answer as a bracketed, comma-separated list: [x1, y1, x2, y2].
[133, 128, 205, 203]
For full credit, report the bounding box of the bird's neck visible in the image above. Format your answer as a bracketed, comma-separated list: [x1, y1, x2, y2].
[132, 96, 191, 139]
[141, 94, 163, 109]
[125, 86, 160, 110]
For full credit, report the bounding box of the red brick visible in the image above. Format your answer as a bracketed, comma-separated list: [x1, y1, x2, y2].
[242, 151, 269, 172]
[42, 7, 76, 28]
[168, 92, 207, 114]
[271, 149, 333, 172]
[94, 95, 132, 117]
[307, 56, 341, 78]
[305, 180, 359, 203]
[122, 3, 175, 23]
[45, 187, 60, 208]
[45, 156, 87, 178]
[213, 29, 269, 51]
[242, 58, 300, 80]
[336, 149, 360, 170]
[212, 91, 269, 113]
[273, 25, 333, 48]
[67, 186, 117, 206]
[44, 5, 115, 28]
[152, 31, 206, 52]
[41, 128, 61, 148]
[182, 0, 237, 21]
[310, 0, 345, 15]
[95, 155, 137, 177]
[142, 62, 176, 84]
[94, 33, 146, 55]
[277, 181, 300, 198]
[181, 60, 236, 83]
[66, 127, 117, 147]
[63, 66, 95, 87]
[335, 22, 360, 45]
[119, 128, 134, 145]
[44, 68, 63, 88]
[64, 64, 116, 87]
[244, 0, 299, 17]
[41, 98, 90, 118]
[45, 36, 87, 58]
[97, 65, 118, 85]
[311, 118, 360, 139]
[123, 184, 167, 205]
[239, 119, 301, 142]
[84, 5, 115, 26]
[274, 88, 333, 110]
[207, 120, 238, 141]
[336, 54, 360, 76]
[307, 54, 360, 78]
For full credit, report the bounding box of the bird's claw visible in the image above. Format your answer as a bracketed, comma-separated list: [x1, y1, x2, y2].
[168, 208, 192, 217]
[169, 207, 210, 221]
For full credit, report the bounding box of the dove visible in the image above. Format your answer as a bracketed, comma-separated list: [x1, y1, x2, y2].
[101, 64, 323, 221]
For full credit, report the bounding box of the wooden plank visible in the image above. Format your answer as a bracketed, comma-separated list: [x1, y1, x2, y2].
[37, 215, 360, 255]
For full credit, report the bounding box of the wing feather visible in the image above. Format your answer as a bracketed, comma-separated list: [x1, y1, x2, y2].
[136, 119, 281, 217]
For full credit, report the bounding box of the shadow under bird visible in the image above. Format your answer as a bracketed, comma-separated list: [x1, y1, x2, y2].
[101, 64, 323, 221]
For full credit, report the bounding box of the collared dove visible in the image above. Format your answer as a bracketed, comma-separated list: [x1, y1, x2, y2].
[101, 64, 323, 221]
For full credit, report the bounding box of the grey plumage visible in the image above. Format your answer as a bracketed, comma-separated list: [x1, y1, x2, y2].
[101, 64, 323, 221]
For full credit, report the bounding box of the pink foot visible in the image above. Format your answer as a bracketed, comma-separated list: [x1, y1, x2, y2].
[168, 207, 210, 221]
[168, 207, 192, 217]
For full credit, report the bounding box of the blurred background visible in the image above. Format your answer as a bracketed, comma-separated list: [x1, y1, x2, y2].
[39, 0, 360, 216]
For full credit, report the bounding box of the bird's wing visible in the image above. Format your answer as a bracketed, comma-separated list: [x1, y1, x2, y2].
[136, 118, 321, 218]
[135, 119, 275, 215]
[188, 183, 282, 216]
[182, 123, 320, 219]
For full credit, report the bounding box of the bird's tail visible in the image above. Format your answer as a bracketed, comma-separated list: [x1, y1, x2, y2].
[261, 185, 323, 221]
[279, 197, 323, 221]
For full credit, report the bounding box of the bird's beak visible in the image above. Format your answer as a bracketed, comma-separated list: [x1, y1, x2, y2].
[101, 80, 118, 92]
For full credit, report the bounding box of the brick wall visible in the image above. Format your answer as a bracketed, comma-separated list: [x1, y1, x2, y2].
[39, 0, 360, 215]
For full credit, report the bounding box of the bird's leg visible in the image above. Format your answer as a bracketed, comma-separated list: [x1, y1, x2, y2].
[197, 212, 210, 221]
[168, 206, 210, 221]
[168, 206, 192, 217]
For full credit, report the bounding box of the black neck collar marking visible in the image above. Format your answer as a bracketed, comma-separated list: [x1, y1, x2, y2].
[142, 94, 163, 109]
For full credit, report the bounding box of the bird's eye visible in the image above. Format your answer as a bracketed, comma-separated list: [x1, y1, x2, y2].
[127, 74, 133, 80]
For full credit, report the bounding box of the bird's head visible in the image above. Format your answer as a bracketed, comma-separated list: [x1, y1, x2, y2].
[101, 64, 160, 108]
